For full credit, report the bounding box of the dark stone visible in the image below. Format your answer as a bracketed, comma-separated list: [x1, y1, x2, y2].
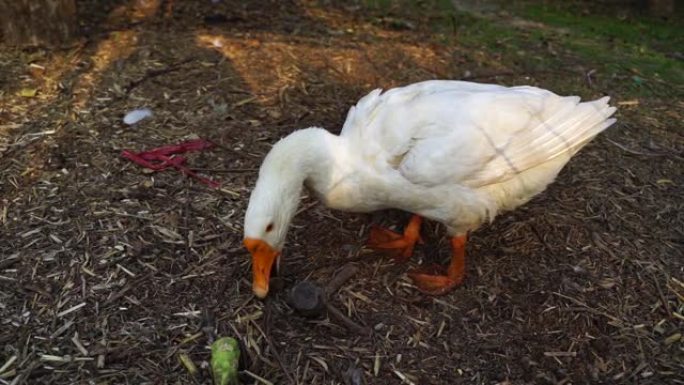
[288, 281, 324, 317]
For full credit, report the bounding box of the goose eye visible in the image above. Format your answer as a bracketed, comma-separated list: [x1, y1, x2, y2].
[265, 223, 274, 232]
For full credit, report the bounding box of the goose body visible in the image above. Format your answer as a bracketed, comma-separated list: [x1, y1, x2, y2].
[244, 80, 616, 298]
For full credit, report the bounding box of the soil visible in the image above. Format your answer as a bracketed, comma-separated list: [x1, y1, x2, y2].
[1, 1, 682, 384]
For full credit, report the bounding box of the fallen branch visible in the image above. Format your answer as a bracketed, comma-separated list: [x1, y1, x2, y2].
[124, 57, 193, 94]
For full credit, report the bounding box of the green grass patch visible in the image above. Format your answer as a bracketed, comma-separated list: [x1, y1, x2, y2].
[524, 4, 682, 45]
[353, 0, 683, 96]
[520, 4, 684, 92]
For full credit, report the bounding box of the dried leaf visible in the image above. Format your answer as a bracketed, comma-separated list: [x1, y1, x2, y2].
[19, 88, 38, 97]
[664, 333, 681, 345]
[310, 355, 329, 372]
[598, 279, 616, 289]
[178, 353, 198, 375]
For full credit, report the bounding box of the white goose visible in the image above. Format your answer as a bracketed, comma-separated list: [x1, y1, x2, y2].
[243, 80, 616, 298]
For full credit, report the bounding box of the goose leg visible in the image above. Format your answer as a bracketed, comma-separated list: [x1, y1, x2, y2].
[408, 235, 466, 295]
[366, 215, 423, 262]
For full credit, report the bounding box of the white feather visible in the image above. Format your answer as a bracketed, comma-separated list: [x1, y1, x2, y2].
[123, 108, 153, 125]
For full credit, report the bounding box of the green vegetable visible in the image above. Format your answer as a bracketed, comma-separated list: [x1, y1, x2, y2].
[211, 337, 240, 385]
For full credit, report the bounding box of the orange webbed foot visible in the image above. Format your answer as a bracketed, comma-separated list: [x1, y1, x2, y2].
[407, 235, 467, 296]
[366, 215, 423, 263]
[408, 265, 460, 295]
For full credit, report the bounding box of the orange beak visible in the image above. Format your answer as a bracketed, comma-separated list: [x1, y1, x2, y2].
[243, 238, 280, 298]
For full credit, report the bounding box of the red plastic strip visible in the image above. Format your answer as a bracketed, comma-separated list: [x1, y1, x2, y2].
[121, 139, 220, 188]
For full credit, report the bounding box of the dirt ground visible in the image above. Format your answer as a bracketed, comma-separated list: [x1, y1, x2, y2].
[1, 0, 682, 384]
